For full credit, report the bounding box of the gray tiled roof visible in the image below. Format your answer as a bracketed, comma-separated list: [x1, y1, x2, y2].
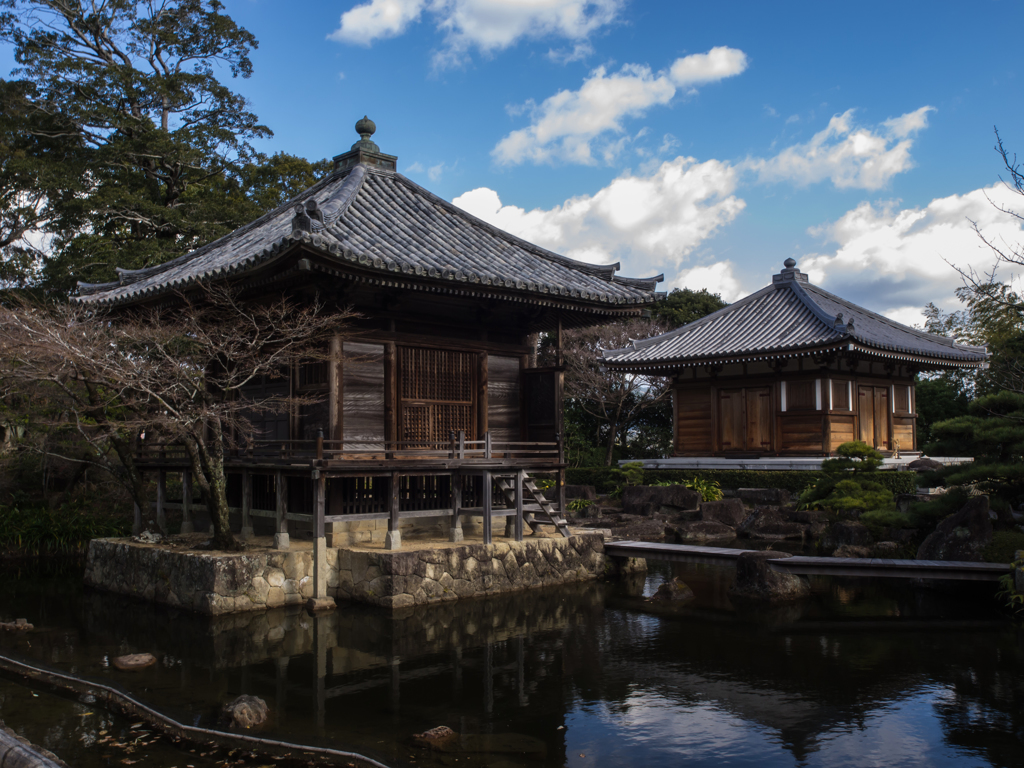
[601, 266, 987, 369]
[77, 164, 662, 307]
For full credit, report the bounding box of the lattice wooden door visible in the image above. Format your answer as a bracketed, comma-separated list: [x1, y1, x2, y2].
[399, 347, 476, 445]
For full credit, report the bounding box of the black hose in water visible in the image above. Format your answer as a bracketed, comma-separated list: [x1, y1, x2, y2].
[0, 650, 392, 768]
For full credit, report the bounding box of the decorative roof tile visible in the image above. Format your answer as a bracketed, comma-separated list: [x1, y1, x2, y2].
[601, 261, 988, 370]
[77, 158, 662, 308]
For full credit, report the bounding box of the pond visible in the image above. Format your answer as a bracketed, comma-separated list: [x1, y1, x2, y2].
[1, 560, 1022, 768]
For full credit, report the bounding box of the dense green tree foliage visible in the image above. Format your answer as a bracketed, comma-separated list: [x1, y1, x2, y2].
[0, 0, 327, 293]
[651, 287, 727, 328]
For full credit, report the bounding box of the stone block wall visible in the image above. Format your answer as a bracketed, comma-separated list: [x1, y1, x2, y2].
[84, 532, 638, 615]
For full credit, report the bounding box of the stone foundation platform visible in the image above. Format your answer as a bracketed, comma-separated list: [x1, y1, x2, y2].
[84, 532, 642, 614]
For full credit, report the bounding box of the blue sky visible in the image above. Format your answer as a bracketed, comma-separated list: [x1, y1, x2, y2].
[7, 0, 1024, 323]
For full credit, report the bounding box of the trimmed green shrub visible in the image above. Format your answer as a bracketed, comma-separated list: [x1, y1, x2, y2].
[565, 467, 917, 496]
[983, 531, 1024, 564]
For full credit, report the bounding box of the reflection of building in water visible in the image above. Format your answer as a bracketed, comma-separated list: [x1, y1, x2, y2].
[48, 577, 1022, 766]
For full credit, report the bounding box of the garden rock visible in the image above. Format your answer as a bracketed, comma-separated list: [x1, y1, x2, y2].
[412, 726, 457, 749]
[621, 486, 701, 515]
[564, 485, 598, 501]
[670, 520, 736, 543]
[729, 551, 810, 604]
[916, 495, 992, 562]
[820, 521, 873, 552]
[0, 619, 32, 632]
[222, 694, 269, 729]
[738, 488, 791, 506]
[700, 498, 746, 527]
[649, 577, 695, 603]
[736, 508, 807, 540]
[112, 653, 156, 671]
[833, 545, 871, 558]
[908, 458, 943, 471]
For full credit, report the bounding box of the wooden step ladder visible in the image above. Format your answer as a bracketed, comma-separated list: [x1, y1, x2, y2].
[496, 473, 571, 538]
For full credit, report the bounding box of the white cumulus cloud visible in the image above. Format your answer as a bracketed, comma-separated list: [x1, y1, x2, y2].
[330, 0, 624, 67]
[670, 261, 746, 302]
[799, 183, 1024, 324]
[745, 106, 935, 190]
[453, 155, 745, 279]
[493, 47, 748, 166]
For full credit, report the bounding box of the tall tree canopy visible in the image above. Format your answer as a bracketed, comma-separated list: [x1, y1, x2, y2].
[651, 287, 728, 328]
[0, 0, 326, 293]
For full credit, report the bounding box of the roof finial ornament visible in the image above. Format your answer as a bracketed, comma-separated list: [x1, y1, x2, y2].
[784, 257, 797, 269]
[351, 115, 380, 153]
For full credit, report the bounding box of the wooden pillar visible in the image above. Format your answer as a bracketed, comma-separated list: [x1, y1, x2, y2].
[478, 352, 488, 438]
[155, 470, 167, 534]
[329, 335, 343, 443]
[132, 499, 142, 536]
[557, 433, 566, 517]
[384, 342, 397, 457]
[306, 470, 335, 611]
[385, 470, 401, 550]
[180, 469, 194, 534]
[482, 470, 492, 545]
[240, 470, 254, 540]
[515, 468, 525, 542]
[450, 470, 463, 542]
[274, 470, 289, 550]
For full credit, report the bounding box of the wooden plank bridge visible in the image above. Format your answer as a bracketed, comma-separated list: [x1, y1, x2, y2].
[604, 541, 1012, 582]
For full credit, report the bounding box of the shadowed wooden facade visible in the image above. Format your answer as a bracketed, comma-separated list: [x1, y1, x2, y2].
[77, 117, 662, 562]
[602, 259, 988, 458]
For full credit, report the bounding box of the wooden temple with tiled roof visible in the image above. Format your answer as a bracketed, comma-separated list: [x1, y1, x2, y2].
[601, 258, 987, 459]
[77, 117, 663, 554]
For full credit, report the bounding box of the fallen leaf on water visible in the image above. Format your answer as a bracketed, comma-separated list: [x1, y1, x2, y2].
[130, 723, 144, 729]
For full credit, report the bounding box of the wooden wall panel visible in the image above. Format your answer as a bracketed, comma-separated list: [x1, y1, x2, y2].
[831, 380, 851, 411]
[893, 420, 914, 452]
[487, 355, 521, 444]
[675, 387, 712, 454]
[786, 380, 816, 411]
[779, 414, 823, 452]
[342, 342, 385, 449]
[828, 415, 856, 451]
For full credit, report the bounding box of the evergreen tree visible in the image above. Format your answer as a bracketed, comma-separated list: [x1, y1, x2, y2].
[0, 0, 327, 293]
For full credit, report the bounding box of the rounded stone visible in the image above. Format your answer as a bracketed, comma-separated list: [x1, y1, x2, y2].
[112, 653, 156, 671]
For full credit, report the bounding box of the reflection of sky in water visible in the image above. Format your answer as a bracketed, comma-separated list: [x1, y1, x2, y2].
[564, 686, 984, 767]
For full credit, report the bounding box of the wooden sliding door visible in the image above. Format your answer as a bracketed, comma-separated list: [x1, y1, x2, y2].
[857, 385, 890, 450]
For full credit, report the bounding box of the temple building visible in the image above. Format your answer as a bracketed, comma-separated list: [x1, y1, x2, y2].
[76, 117, 663, 550]
[600, 259, 987, 459]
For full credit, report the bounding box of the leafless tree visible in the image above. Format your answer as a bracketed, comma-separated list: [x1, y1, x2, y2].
[0, 286, 354, 549]
[562, 318, 670, 466]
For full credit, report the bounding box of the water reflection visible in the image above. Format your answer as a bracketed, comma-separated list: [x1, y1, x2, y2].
[1, 562, 1022, 768]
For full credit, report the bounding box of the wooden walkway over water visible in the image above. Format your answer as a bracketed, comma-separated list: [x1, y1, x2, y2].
[604, 541, 1011, 582]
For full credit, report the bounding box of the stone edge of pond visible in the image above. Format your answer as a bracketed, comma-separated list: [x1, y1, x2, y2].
[0, 718, 70, 768]
[83, 532, 648, 615]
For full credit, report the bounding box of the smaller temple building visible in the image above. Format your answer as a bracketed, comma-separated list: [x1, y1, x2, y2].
[600, 259, 988, 458]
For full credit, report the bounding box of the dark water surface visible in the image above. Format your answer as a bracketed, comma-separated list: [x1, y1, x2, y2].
[1, 560, 1023, 768]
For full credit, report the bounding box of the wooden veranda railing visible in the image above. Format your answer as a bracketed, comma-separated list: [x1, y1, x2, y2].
[137, 431, 569, 567]
[136, 431, 563, 467]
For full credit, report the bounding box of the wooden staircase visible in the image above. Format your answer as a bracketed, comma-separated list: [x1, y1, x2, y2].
[496, 473, 571, 538]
